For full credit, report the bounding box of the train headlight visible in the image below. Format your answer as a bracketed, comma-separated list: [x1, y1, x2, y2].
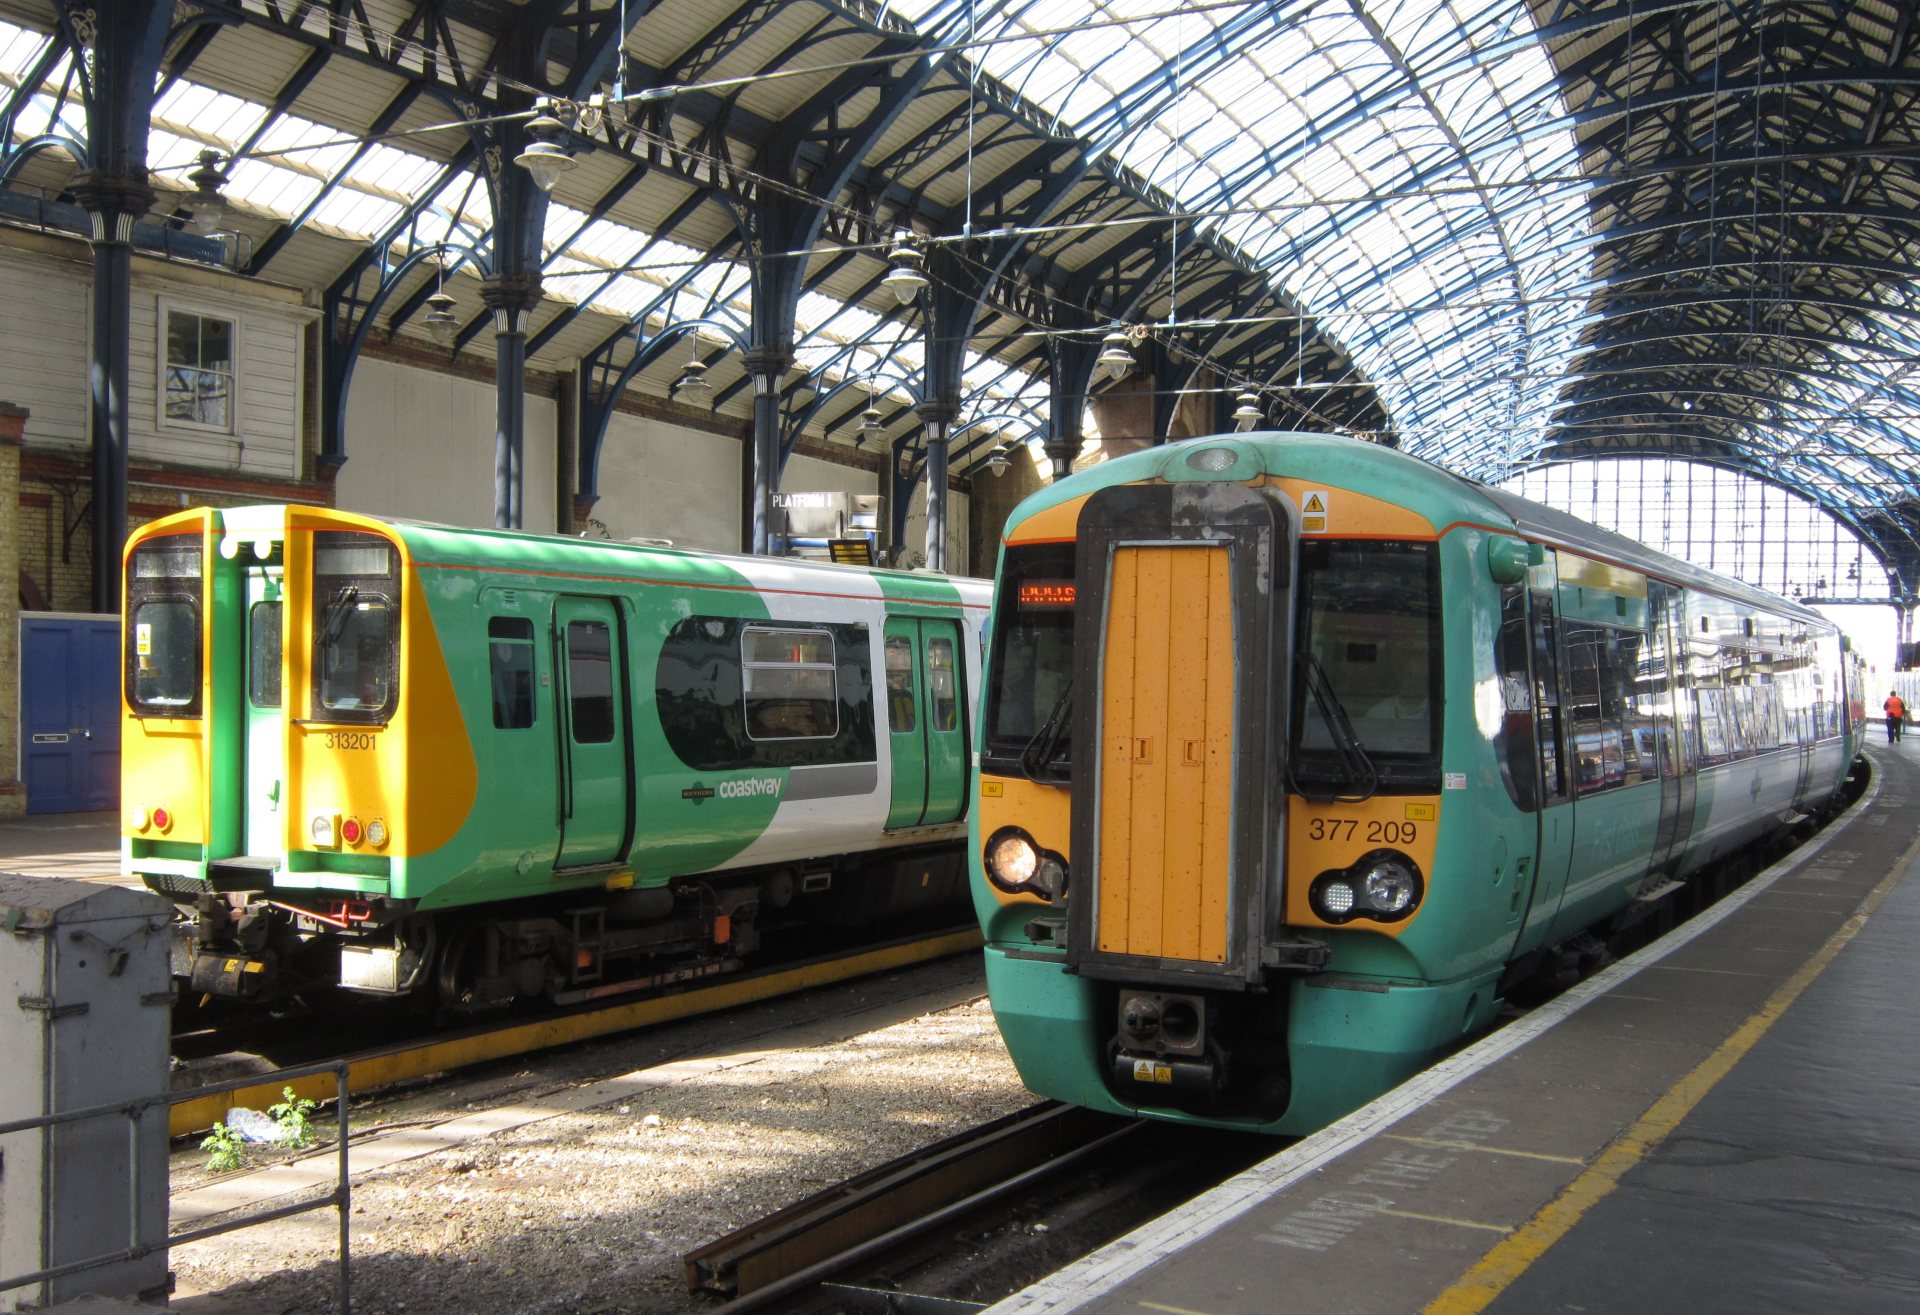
[1314, 880, 1355, 918]
[1309, 850, 1423, 924]
[1360, 857, 1418, 915]
[985, 827, 1069, 900]
[1186, 446, 1240, 473]
[310, 812, 339, 849]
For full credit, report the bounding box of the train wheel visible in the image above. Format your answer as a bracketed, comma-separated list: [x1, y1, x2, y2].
[434, 919, 508, 1015]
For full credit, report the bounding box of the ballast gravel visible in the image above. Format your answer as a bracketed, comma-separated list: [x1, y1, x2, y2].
[167, 968, 1032, 1315]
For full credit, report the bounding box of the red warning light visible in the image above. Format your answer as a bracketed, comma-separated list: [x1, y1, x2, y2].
[341, 817, 363, 845]
[152, 807, 172, 832]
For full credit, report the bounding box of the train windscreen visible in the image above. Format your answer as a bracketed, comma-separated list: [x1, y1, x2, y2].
[312, 530, 400, 724]
[983, 541, 1076, 781]
[126, 536, 205, 718]
[1291, 539, 1441, 792]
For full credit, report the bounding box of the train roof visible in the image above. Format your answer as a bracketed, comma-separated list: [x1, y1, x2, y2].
[207, 505, 991, 608]
[1005, 432, 1831, 629]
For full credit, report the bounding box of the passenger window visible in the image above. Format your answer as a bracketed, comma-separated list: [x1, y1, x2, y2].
[742, 627, 838, 740]
[928, 638, 958, 732]
[886, 636, 916, 732]
[489, 617, 535, 729]
[248, 601, 282, 708]
[567, 620, 615, 743]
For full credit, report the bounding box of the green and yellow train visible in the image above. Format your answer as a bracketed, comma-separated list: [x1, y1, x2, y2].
[123, 505, 987, 1009]
[973, 433, 1866, 1134]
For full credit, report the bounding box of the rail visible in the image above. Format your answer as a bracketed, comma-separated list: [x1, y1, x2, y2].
[0, 1059, 354, 1314]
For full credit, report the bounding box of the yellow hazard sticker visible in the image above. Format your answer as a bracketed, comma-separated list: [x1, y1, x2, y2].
[1132, 1059, 1174, 1085]
[135, 623, 152, 657]
[605, 871, 635, 890]
[1300, 489, 1329, 534]
[981, 780, 1005, 797]
[1405, 803, 1436, 821]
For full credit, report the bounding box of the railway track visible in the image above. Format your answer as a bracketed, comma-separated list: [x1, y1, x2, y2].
[683, 1102, 1276, 1314]
[674, 763, 1879, 1315]
[166, 924, 981, 1138]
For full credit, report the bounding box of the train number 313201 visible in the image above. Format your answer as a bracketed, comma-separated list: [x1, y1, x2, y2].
[324, 731, 376, 751]
[1306, 818, 1419, 844]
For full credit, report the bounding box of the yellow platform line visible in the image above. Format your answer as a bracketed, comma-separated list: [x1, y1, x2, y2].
[1424, 848, 1916, 1315]
[170, 929, 981, 1138]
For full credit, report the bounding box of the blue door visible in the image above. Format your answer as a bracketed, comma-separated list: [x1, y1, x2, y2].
[22, 615, 122, 814]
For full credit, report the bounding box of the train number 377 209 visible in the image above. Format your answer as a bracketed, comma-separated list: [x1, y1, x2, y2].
[1306, 818, 1419, 844]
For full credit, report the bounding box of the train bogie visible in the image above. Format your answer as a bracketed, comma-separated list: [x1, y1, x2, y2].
[975, 433, 1864, 1134]
[123, 505, 987, 1010]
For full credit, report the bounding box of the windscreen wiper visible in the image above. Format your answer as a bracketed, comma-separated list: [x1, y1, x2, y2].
[319, 585, 359, 648]
[1290, 652, 1378, 804]
[1020, 677, 1073, 781]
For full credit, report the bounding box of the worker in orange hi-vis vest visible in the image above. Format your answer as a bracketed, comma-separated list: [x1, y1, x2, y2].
[1885, 691, 1907, 743]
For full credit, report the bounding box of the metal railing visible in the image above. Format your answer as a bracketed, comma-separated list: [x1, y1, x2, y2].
[0, 1059, 353, 1314]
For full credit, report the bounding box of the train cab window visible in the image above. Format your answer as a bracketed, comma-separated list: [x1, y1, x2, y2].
[248, 602, 282, 708]
[489, 617, 536, 729]
[885, 636, 917, 732]
[1291, 540, 1441, 792]
[742, 627, 838, 740]
[312, 531, 400, 724]
[984, 542, 1076, 780]
[928, 637, 958, 732]
[566, 620, 615, 743]
[126, 536, 204, 718]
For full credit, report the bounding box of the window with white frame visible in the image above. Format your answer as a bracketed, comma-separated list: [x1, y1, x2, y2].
[162, 305, 237, 431]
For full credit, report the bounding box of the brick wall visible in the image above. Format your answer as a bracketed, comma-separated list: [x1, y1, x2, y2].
[0, 403, 24, 816]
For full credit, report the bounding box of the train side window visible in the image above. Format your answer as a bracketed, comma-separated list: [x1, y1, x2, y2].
[566, 620, 615, 743]
[885, 636, 916, 732]
[248, 601, 282, 708]
[1493, 585, 1538, 811]
[1563, 623, 1612, 795]
[489, 617, 536, 729]
[1530, 591, 1567, 804]
[928, 637, 958, 731]
[742, 627, 839, 740]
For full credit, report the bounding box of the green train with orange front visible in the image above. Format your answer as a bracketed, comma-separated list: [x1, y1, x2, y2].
[973, 432, 1866, 1134]
[123, 504, 986, 1009]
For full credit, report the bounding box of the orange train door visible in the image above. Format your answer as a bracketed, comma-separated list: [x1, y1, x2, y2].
[1095, 543, 1236, 964]
[1067, 479, 1295, 988]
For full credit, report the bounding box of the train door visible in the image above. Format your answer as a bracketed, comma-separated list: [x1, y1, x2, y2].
[1517, 582, 1574, 951]
[554, 597, 632, 869]
[883, 616, 969, 828]
[242, 560, 286, 858]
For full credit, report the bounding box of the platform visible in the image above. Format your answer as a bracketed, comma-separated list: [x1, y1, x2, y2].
[0, 810, 122, 882]
[991, 741, 1920, 1315]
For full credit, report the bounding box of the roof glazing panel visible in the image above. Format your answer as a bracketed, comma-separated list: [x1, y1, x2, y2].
[890, 0, 1589, 473]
